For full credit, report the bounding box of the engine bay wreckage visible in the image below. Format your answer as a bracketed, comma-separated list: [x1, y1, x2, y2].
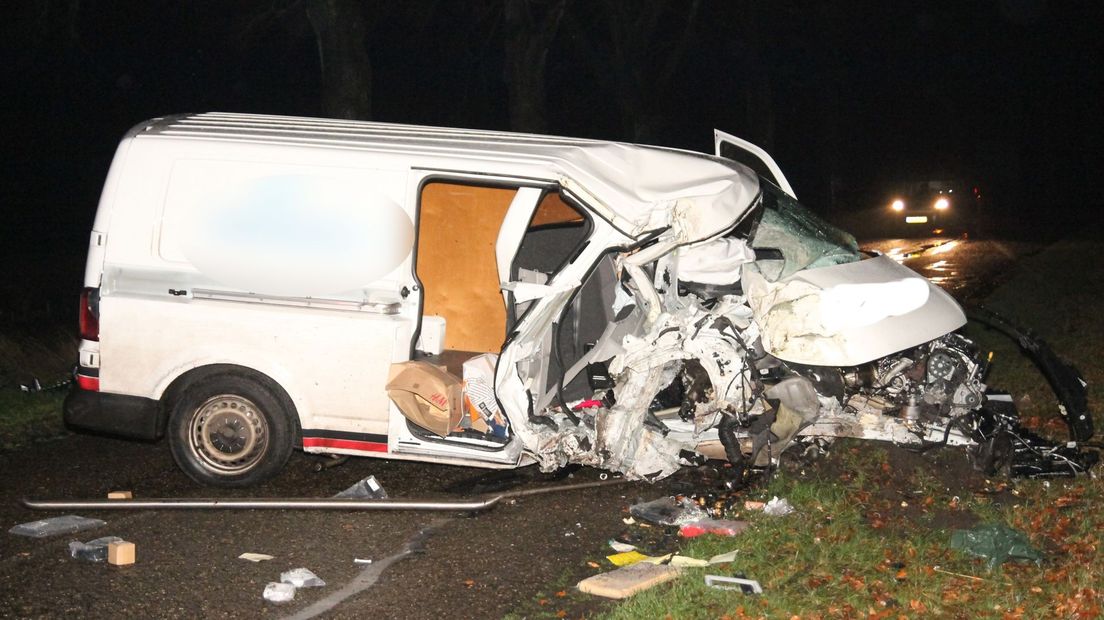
[494, 172, 1098, 483]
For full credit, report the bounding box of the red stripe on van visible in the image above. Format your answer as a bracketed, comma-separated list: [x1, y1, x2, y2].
[302, 437, 388, 452]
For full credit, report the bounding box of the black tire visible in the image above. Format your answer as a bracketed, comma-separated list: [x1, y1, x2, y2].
[168, 373, 294, 487]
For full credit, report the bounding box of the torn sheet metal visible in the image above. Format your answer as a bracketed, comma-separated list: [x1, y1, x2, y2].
[677, 237, 756, 285]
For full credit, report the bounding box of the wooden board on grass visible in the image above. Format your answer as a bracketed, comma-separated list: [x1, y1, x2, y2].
[577, 563, 682, 599]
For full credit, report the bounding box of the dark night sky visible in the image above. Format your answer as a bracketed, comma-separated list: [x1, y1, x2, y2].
[2, 0, 1102, 252]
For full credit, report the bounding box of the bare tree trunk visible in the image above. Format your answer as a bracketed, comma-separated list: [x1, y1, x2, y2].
[306, 0, 372, 120]
[503, 0, 566, 133]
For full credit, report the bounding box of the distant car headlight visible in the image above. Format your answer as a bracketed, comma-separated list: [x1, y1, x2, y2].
[891, 199, 905, 212]
[934, 197, 950, 210]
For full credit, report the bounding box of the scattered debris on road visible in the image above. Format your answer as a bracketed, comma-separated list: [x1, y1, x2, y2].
[608, 540, 636, 553]
[9, 515, 105, 538]
[333, 475, 388, 500]
[238, 552, 274, 562]
[263, 567, 327, 604]
[281, 567, 326, 588]
[108, 540, 135, 566]
[69, 536, 124, 562]
[263, 582, 296, 603]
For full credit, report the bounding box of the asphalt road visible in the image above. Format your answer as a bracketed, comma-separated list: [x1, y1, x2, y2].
[0, 235, 1042, 619]
[0, 434, 670, 619]
[858, 234, 1041, 304]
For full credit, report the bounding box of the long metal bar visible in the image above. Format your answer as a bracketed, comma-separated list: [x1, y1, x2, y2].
[495, 478, 629, 499]
[19, 477, 629, 513]
[20, 496, 500, 512]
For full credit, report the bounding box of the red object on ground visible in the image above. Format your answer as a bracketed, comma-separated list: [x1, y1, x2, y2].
[678, 519, 749, 538]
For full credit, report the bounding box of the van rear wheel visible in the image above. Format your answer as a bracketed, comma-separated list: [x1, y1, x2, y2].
[168, 374, 294, 487]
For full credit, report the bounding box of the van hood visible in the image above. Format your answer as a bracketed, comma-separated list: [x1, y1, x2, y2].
[744, 255, 967, 366]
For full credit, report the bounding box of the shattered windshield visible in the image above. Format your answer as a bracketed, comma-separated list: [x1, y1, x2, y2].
[747, 181, 861, 280]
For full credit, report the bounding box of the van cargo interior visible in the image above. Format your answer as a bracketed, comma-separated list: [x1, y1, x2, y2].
[408, 181, 590, 442]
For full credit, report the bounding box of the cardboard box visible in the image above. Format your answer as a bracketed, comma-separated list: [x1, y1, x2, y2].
[386, 361, 463, 437]
[108, 541, 135, 566]
[107, 491, 133, 499]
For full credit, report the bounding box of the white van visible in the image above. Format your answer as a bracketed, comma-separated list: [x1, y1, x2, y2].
[65, 112, 1093, 487]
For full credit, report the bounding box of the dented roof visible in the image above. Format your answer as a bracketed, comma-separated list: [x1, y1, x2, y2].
[135, 112, 760, 239]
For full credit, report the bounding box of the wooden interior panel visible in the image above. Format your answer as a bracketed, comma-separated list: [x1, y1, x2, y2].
[530, 192, 584, 227]
[417, 183, 516, 353]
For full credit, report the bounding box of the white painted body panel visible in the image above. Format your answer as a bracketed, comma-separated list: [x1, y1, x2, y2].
[747, 255, 967, 366]
[98, 294, 408, 437]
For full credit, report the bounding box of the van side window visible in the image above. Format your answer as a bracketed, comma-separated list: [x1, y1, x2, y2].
[513, 192, 589, 277]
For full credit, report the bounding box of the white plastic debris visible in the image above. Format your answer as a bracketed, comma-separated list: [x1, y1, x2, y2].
[238, 552, 274, 562]
[762, 496, 795, 516]
[281, 567, 326, 588]
[608, 540, 637, 553]
[708, 550, 739, 564]
[263, 582, 296, 603]
[353, 558, 373, 565]
[704, 574, 763, 593]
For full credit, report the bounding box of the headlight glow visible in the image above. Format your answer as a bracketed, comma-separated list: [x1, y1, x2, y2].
[891, 199, 905, 212]
[934, 197, 950, 210]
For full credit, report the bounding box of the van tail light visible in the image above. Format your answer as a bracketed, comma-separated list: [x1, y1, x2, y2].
[79, 287, 100, 342]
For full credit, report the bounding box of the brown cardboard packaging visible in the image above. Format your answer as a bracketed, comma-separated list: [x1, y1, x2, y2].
[386, 361, 463, 437]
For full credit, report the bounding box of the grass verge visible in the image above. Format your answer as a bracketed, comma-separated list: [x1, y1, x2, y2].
[0, 329, 74, 450]
[0, 388, 68, 450]
[598, 238, 1104, 619]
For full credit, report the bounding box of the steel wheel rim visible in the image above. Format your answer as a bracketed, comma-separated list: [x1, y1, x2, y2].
[188, 394, 268, 474]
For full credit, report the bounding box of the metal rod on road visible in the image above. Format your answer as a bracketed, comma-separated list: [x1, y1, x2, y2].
[20, 477, 630, 513]
[21, 496, 501, 512]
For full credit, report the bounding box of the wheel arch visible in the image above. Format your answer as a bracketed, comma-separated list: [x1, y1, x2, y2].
[158, 364, 302, 443]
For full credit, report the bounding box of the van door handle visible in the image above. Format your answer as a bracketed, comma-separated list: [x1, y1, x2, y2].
[168, 289, 188, 296]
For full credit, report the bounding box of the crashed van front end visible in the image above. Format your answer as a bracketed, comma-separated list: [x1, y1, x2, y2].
[496, 170, 1097, 482]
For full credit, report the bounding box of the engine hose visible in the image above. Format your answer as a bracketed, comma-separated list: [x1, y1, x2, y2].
[717, 414, 745, 465]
